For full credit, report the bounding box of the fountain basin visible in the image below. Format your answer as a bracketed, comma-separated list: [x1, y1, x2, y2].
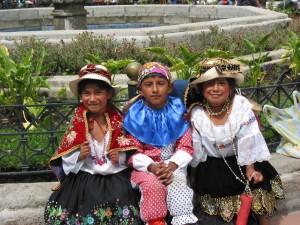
[0, 5, 292, 48]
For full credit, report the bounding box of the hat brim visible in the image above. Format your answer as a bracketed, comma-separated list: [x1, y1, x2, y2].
[69, 74, 120, 97]
[189, 67, 244, 86]
[248, 99, 262, 112]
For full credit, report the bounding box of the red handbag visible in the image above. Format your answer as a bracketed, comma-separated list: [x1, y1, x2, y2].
[236, 193, 253, 225]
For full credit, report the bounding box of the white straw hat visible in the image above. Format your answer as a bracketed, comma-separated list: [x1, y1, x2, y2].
[69, 64, 120, 97]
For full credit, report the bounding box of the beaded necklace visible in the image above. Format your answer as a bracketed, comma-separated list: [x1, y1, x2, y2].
[208, 104, 252, 196]
[205, 98, 230, 117]
[92, 119, 108, 166]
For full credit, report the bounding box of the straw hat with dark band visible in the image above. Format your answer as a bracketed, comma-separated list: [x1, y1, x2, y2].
[189, 58, 244, 86]
[69, 64, 120, 97]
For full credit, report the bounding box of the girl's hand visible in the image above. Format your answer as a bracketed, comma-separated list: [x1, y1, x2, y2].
[108, 149, 119, 165]
[247, 170, 264, 185]
[78, 141, 91, 161]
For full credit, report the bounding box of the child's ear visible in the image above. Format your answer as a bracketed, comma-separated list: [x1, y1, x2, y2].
[137, 86, 143, 96]
[168, 83, 174, 94]
[107, 88, 114, 100]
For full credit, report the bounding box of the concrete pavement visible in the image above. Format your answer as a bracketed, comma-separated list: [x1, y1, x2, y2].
[270, 210, 300, 225]
[0, 153, 299, 225]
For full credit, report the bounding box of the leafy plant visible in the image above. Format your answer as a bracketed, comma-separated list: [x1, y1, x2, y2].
[144, 45, 202, 80]
[281, 29, 300, 78]
[85, 54, 135, 84]
[0, 45, 52, 105]
[204, 49, 235, 60]
[238, 33, 272, 87]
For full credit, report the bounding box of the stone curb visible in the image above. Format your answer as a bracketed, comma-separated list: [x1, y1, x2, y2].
[0, 153, 299, 224]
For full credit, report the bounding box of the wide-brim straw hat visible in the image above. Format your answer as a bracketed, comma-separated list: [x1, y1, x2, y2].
[189, 58, 244, 86]
[69, 64, 120, 97]
[184, 58, 245, 108]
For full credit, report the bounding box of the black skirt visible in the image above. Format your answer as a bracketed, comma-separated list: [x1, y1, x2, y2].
[45, 169, 142, 225]
[192, 156, 284, 222]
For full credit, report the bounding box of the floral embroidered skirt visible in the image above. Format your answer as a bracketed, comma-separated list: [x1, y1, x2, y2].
[44, 169, 142, 225]
[192, 156, 285, 223]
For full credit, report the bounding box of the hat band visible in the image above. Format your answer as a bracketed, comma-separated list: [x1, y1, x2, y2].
[79, 67, 111, 82]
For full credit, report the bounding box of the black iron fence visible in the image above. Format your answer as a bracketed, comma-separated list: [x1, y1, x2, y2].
[0, 72, 299, 178]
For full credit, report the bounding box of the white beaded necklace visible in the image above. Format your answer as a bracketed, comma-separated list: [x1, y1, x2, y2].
[208, 103, 252, 196]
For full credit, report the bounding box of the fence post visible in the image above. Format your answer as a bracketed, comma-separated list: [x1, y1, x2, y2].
[16, 94, 24, 131]
[16, 94, 30, 171]
[125, 62, 141, 99]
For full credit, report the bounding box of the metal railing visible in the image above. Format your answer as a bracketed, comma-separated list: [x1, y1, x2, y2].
[0, 71, 299, 177]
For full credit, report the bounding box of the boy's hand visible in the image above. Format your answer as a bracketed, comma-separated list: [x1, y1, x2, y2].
[79, 141, 91, 161]
[158, 162, 178, 185]
[147, 161, 166, 175]
[148, 161, 178, 186]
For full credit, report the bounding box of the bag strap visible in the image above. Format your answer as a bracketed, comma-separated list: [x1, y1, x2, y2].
[263, 104, 278, 131]
[292, 91, 300, 122]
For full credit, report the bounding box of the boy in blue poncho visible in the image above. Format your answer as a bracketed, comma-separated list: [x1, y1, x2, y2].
[123, 62, 198, 225]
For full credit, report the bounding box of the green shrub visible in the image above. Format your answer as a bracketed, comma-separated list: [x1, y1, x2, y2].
[7, 20, 299, 76]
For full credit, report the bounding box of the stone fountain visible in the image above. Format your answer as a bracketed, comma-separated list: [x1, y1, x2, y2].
[52, 0, 88, 30]
[0, 5, 293, 49]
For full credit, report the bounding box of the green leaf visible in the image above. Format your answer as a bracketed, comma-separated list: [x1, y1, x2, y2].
[290, 63, 297, 69]
[184, 52, 202, 66]
[205, 49, 233, 59]
[242, 39, 256, 53]
[258, 33, 271, 48]
[144, 47, 167, 55]
[179, 45, 192, 60]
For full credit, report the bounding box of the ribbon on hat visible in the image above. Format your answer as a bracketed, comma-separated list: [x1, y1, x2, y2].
[200, 58, 242, 75]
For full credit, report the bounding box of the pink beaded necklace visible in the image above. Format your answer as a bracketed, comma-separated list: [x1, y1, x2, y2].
[92, 119, 108, 166]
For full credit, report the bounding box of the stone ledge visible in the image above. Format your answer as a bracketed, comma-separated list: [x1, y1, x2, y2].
[0, 153, 299, 225]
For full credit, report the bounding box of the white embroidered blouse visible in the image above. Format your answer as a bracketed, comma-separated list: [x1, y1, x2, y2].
[62, 133, 127, 176]
[190, 95, 271, 167]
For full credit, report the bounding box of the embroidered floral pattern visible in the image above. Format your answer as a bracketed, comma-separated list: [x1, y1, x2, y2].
[112, 119, 123, 130]
[197, 175, 284, 222]
[45, 201, 140, 225]
[58, 106, 86, 152]
[240, 116, 256, 128]
[117, 134, 132, 146]
[66, 131, 77, 145]
[212, 141, 231, 150]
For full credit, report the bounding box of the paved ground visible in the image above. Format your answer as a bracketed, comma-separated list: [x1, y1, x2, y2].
[270, 210, 300, 225]
[0, 153, 299, 225]
[269, 154, 300, 225]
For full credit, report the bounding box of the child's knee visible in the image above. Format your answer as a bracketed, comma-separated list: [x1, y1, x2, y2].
[143, 178, 166, 194]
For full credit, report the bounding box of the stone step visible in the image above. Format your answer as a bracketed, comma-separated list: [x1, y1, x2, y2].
[0, 153, 299, 225]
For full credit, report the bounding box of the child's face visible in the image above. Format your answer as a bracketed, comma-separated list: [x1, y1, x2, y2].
[139, 75, 173, 110]
[203, 78, 231, 107]
[80, 83, 113, 115]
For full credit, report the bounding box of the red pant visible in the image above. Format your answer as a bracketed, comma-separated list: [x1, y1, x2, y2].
[131, 170, 167, 222]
